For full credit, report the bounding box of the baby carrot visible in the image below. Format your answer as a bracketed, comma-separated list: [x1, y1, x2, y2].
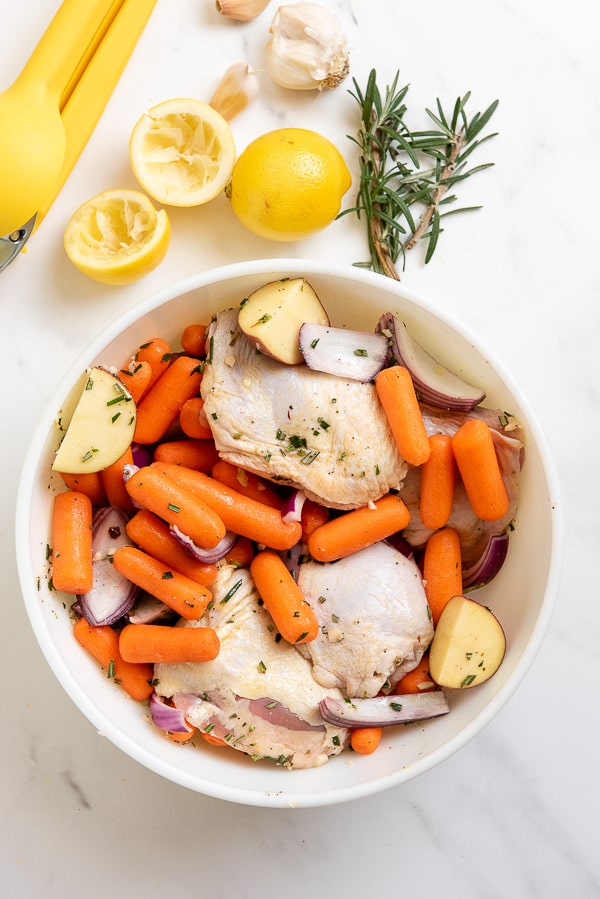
[135, 337, 171, 388]
[125, 509, 217, 586]
[59, 471, 106, 506]
[422, 526, 463, 625]
[301, 499, 329, 541]
[350, 727, 383, 755]
[199, 730, 227, 748]
[100, 446, 135, 511]
[250, 550, 318, 644]
[72, 617, 154, 701]
[225, 536, 255, 568]
[307, 493, 410, 562]
[153, 438, 219, 472]
[125, 465, 226, 550]
[375, 365, 431, 466]
[134, 355, 203, 445]
[211, 460, 282, 509]
[419, 434, 456, 529]
[117, 360, 153, 404]
[112, 545, 211, 620]
[119, 623, 220, 664]
[394, 653, 435, 694]
[152, 462, 302, 551]
[179, 397, 214, 440]
[451, 418, 510, 521]
[180, 323, 208, 357]
[51, 490, 93, 594]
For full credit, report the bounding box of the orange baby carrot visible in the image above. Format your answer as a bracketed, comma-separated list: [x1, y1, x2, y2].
[451, 419, 510, 521]
[180, 323, 208, 357]
[153, 438, 219, 472]
[125, 509, 217, 586]
[117, 360, 153, 404]
[125, 465, 226, 550]
[307, 493, 410, 562]
[72, 617, 154, 701]
[394, 653, 435, 694]
[135, 337, 171, 388]
[419, 434, 456, 529]
[100, 446, 135, 511]
[112, 545, 211, 620]
[179, 397, 214, 440]
[119, 623, 220, 664]
[301, 499, 329, 540]
[51, 490, 93, 594]
[199, 730, 227, 748]
[225, 536, 255, 568]
[350, 727, 383, 755]
[211, 460, 282, 509]
[152, 462, 302, 551]
[59, 471, 106, 506]
[375, 365, 431, 466]
[134, 355, 203, 445]
[423, 526, 463, 625]
[250, 550, 318, 644]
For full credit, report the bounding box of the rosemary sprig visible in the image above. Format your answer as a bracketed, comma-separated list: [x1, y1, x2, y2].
[342, 69, 499, 279]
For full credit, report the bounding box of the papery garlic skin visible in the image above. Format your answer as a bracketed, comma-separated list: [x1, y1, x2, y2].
[210, 63, 260, 120]
[216, 0, 271, 21]
[266, 3, 350, 91]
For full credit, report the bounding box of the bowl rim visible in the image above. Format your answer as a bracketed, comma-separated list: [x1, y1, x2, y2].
[14, 258, 564, 807]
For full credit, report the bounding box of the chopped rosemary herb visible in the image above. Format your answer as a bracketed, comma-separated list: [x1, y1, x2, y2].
[220, 578, 243, 604]
[167, 503, 180, 513]
[258, 660, 267, 673]
[389, 701, 403, 712]
[354, 348, 368, 357]
[461, 673, 477, 686]
[161, 571, 174, 580]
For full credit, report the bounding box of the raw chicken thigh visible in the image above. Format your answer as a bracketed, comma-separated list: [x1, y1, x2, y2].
[201, 308, 407, 510]
[296, 542, 434, 697]
[154, 564, 348, 769]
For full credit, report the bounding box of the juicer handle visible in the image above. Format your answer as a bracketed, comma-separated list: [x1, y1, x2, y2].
[12, 0, 124, 108]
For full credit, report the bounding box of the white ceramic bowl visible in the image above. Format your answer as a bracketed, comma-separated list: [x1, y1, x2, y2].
[15, 259, 562, 808]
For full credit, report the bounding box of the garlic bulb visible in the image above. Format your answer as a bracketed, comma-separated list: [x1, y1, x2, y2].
[266, 3, 350, 91]
[209, 63, 260, 120]
[216, 0, 271, 21]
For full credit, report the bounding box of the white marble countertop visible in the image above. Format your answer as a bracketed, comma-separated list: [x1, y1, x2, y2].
[2, 0, 598, 895]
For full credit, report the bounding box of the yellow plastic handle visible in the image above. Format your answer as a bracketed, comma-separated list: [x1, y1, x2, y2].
[12, 0, 124, 107]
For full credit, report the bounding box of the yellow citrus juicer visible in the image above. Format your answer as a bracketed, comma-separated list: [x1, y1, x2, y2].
[0, 0, 158, 273]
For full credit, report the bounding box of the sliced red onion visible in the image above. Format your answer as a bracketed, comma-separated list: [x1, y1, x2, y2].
[299, 322, 388, 382]
[319, 691, 449, 728]
[281, 489, 307, 524]
[150, 693, 194, 734]
[77, 507, 139, 626]
[377, 313, 485, 411]
[122, 463, 139, 483]
[131, 443, 153, 468]
[463, 531, 509, 589]
[170, 525, 237, 563]
[127, 593, 175, 624]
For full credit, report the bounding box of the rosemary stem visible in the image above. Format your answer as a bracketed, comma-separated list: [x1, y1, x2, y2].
[405, 129, 465, 251]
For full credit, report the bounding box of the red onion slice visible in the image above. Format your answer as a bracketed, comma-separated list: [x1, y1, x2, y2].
[319, 691, 449, 728]
[150, 693, 194, 734]
[281, 489, 306, 524]
[77, 507, 139, 626]
[299, 323, 388, 382]
[377, 313, 485, 411]
[463, 531, 509, 589]
[170, 525, 237, 563]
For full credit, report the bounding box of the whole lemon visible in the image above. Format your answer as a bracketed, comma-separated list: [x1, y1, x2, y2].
[227, 128, 351, 241]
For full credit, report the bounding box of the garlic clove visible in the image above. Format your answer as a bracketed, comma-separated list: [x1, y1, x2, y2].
[209, 63, 260, 121]
[266, 2, 350, 91]
[216, 0, 271, 21]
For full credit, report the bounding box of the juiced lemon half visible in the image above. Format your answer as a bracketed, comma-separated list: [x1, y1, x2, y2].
[129, 98, 236, 207]
[64, 188, 170, 285]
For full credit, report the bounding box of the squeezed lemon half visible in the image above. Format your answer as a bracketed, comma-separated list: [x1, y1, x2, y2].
[64, 188, 170, 285]
[129, 98, 236, 207]
[227, 127, 351, 241]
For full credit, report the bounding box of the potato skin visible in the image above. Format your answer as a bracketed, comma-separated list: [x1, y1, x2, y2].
[238, 278, 329, 364]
